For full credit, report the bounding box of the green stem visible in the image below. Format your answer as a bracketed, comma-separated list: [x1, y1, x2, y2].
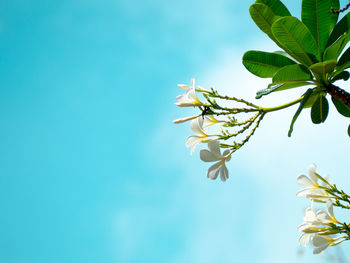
[260, 97, 304, 113]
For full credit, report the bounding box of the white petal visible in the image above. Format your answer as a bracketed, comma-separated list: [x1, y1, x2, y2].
[327, 200, 335, 218]
[316, 210, 332, 224]
[299, 233, 312, 247]
[185, 136, 201, 155]
[190, 117, 205, 135]
[308, 164, 318, 182]
[207, 161, 222, 180]
[313, 244, 329, 254]
[312, 235, 331, 247]
[173, 115, 198, 124]
[220, 163, 229, 182]
[303, 208, 317, 222]
[177, 84, 190, 90]
[297, 174, 313, 187]
[207, 140, 221, 156]
[222, 150, 231, 161]
[190, 78, 195, 88]
[200, 149, 219, 162]
[296, 188, 314, 197]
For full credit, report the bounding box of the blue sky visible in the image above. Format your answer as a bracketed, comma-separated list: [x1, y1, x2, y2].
[0, 0, 349, 262]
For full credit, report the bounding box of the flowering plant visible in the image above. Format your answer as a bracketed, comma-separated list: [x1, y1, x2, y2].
[174, 0, 350, 256]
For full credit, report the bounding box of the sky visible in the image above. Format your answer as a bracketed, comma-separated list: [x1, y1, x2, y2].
[0, 0, 349, 263]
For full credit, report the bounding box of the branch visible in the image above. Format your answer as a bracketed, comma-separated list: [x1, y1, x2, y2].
[325, 84, 350, 106]
[331, 1, 350, 13]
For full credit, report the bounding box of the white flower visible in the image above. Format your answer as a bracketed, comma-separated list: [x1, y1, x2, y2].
[296, 164, 330, 200]
[177, 79, 207, 92]
[175, 79, 203, 107]
[203, 115, 222, 128]
[186, 117, 211, 155]
[200, 140, 231, 182]
[316, 200, 338, 225]
[312, 235, 347, 254]
[173, 114, 200, 124]
[298, 203, 322, 239]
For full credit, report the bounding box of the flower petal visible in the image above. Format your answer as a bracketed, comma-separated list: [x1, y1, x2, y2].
[312, 235, 331, 247]
[222, 150, 231, 161]
[200, 149, 218, 162]
[297, 174, 313, 187]
[299, 233, 312, 246]
[220, 163, 229, 182]
[185, 136, 201, 155]
[207, 140, 221, 157]
[207, 161, 222, 180]
[308, 164, 318, 183]
[190, 117, 205, 135]
[313, 244, 329, 254]
[173, 115, 199, 124]
[316, 210, 332, 224]
[326, 200, 335, 218]
[177, 84, 190, 90]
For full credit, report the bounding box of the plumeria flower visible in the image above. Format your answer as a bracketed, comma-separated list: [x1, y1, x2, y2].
[296, 164, 331, 200]
[203, 115, 224, 128]
[175, 78, 203, 107]
[312, 234, 347, 254]
[298, 204, 319, 246]
[200, 140, 231, 182]
[177, 79, 208, 92]
[186, 117, 213, 155]
[298, 203, 323, 244]
[316, 200, 339, 225]
[173, 114, 201, 124]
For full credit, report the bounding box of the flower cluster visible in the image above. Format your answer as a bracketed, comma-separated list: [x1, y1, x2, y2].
[297, 164, 350, 254]
[173, 78, 265, 181]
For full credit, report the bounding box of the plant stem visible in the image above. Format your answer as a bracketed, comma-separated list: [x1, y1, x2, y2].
[260, 97, 304, 113]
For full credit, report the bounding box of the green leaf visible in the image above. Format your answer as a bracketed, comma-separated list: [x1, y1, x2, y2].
[256, 81, 311, 99]
[348, 124, 350, 137]
[337, 46, 350, 68]
[332, 96, 350, 117]
[271, 16, 319, 66]
[308, 60, 337, 75]
[331, 71, 350, 82]
[242, 50, 296, 78]
[301, 0, 339, 56]
[323, 33, 350, 61]
[249, 3, 282, 45]
[327, 12, 350, 47]
[311, 95, 329, 124]
[288, 88, 314, 137]
[304, 92, 319, 108]
[256, 0, 291, 16]
[272, 64, 312, 83]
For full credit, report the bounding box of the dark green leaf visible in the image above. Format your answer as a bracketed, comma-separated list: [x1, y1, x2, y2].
[273, 64, 312, 83]
[308, 60, 337, 75]
[332, 96, 350, 117]
[311, 95, 329, 124]
[256, 0, 291, 16]
[288, 89, 313, 137]
[242, 50, 296, 78]
[302, 0, 339, 57]
[271, 16, 319, 66]
[256, 81, 311, 99]
[304, 92, 319, 108]
[331, 71, 350, 82]
[348, 124, 350, 137]
[327, 12, 350, 47]
[337, 46, 350, 68]
[324, 33, 350, 61]
[249, 3, 282, 45]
